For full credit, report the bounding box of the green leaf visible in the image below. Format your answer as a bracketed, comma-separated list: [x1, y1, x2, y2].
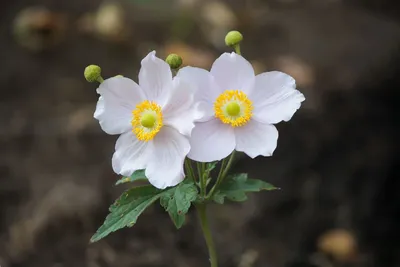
[91, 185, 163, 242]
[213, 173, 278, 204]
[116, 169, 147, 185]
[160, 180, 198, 229]
[212, 192, 225, 204]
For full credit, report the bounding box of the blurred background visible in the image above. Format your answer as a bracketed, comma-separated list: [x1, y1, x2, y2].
[0, 0, 399, 266]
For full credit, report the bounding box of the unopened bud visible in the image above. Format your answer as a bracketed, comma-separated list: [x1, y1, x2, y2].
[84, 65, 103, 83]
[225, 30, 243, 47]
[165, 53, 183, 69]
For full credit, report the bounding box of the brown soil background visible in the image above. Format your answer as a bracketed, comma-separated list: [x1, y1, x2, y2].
[0, 0, 399, 267]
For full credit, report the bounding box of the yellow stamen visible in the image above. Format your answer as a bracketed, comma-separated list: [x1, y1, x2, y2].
[214, 90, 253, 127]
[132, 100, 163, 141]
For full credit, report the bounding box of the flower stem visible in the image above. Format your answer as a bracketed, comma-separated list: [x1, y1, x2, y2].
[97, 76, 104, 83]
[185, 158, 196, 182]
[197, 162, 206, 195]
[207, 151, 236, 199]
[233, 44, 241, 55]
[219, 151, 236, 181]
[196, 204, 218, 267]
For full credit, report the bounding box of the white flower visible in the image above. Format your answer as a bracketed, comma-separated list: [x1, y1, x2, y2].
[177, 52, 305, 162]
[94, 51, 202, 189]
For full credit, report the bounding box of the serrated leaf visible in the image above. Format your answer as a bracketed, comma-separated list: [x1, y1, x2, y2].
[91, 185, 163, 242]
[212, 192, 225, 204]
[160, 180, 198, 229]
[213, 173, 278, 204]
[115, 169, 147, 185]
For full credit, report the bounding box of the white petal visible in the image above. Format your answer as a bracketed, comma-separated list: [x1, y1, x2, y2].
[177, 67, 219, 122]
[95, 77, 145, 135]
[177, 66, 221, 104]
[250, 71, 305, 124]
[112, 131, 153, 177]
[94, 95, 104, 118]
[188, 119, 235, 162]
[145, 127, 190, 189]
[163, 77, 204, 136]
[234, 120, 278, 158]
[138, 51, 172, 105]
[210, 52, 255, 93]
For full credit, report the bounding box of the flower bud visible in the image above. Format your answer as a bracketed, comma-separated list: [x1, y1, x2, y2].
[225, 30, 243, 47]
[84, 65, 103, 83]
[165, 53, 183, 69]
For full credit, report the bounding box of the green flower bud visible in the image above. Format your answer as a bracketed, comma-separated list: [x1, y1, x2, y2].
[225, 30, 243, 47]
[84, 65, 103, 83]
[165, 53, 183, 69]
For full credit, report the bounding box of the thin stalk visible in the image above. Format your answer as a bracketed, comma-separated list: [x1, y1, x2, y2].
[196, 204, 218, 267]
[197, 162, 206, 195]
[219, 151, 236, 181]
[216, 158, 228, 182]
[201, 162, 208, 194]
[233, 44, 241, 55]
[185, 158, 196, 182]
[207, 151, 236, 199]
[97, 76, 104, 83]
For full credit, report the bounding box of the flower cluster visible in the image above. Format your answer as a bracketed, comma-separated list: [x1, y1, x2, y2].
[86, 33, 306, 261]
[92, 49, 304, 189]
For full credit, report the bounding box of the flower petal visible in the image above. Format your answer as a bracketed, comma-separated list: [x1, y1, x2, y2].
[138, 51, 172, 105]
[94, 95, 104, 119]
[177, 66, 219, 122]
[188, 119, 235, 162]
[112, 131, 153, 177]
[145, 126, 190, 189]
[163, 77, 204, 136]
[95, 77, 145, 134]
[177, 66, 221, 104]
[210, 52, 255, 93]
[234, 120, 278, 158]
[250, 71, 305, 124]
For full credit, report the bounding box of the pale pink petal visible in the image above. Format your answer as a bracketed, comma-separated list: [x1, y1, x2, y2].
[250, 71, 305, 124]
[112, 131, 153, 177]
[210, 52, 255, 94]
[234, 120, 278, 158]
[177, 66, 221, 104]
[138, 51, 172, 105]
[163, 77, 204, 136]
[188, 119, 236, 162]
[177, 66, 219, 122]
[145, 127, 190, 189]
[95, 77, 145, 135]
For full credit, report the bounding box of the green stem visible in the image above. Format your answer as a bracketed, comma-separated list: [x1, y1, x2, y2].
[196, 204, 218, 267]
[216, 158, 228, 182]
[233, 44, 241, 55]
[201, 162, 208, 194]
[97, 76, 104, 83]
[196, 162, 205, 195]
[219, 151, 236, 181]
[196, 162, 202, 181]
[184, 158, 196, 182]
[207, 151, 236, 199]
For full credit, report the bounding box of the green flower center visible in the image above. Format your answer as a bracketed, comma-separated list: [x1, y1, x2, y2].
[226, 102, 241, 117]
[141, 113, 156, 128]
